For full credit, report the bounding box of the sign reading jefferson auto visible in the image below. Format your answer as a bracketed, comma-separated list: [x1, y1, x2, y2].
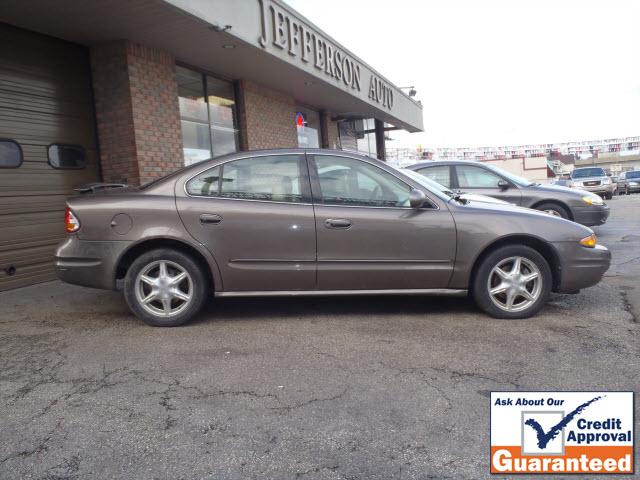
[257, 0, 393, 110]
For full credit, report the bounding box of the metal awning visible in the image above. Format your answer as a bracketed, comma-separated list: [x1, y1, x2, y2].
[0, 0, 424, 132]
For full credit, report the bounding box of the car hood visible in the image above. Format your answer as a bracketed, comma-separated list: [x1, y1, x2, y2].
[523, 183, 596, 198]
[459, 193, 510, 205]
[453, 198, 590, 229]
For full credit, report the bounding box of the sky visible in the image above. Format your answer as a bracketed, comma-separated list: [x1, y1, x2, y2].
[284, 0, 640, 149]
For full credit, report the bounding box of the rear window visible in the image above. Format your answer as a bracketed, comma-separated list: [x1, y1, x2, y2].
[0, 139, 23, 168]
[571, 168, 605, 178]
[48, 144, 87, 169]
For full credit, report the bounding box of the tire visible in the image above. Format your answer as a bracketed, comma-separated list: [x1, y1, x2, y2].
[535, 202, 570, 219]
[627, 187, 631, 195]
[605, 192, 613, 200]
[123, 248, 208, 327]
[472, 245, 552, 319]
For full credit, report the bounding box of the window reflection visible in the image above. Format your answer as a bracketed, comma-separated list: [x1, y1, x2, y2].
[176, 66, 239, 165]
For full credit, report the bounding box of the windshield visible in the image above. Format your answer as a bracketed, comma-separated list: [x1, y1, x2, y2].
[571, 167, 605, 178]
[397, 168, 454, 201]
[482, 163, 533, 186]
[626, 171, 640, 179]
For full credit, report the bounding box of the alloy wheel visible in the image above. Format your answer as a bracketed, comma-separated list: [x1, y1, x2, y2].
[135, 260, 193, 317]
[487, 256, 542, 312]
[542, 208, 561, 217]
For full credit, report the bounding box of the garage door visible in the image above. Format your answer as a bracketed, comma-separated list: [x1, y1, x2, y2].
[0, 25, 100, 291]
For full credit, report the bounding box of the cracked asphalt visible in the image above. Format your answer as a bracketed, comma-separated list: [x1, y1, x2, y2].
[1, 196, 639, 480]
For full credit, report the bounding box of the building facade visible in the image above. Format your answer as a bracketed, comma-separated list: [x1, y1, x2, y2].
[0, 0, 423, 290]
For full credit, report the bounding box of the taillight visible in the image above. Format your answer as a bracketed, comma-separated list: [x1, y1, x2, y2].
[65, 207, 80, 233]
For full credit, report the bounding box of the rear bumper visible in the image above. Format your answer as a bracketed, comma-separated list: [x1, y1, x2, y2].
[571, 204, 610, 226]
[55, 236, 130, 290]
[552, 242, 610, 293]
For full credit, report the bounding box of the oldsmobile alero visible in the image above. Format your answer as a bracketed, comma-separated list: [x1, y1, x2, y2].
[55, 149, 611, 326]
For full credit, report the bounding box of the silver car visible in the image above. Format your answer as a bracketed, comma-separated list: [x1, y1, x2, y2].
[617, 170, 640, 195]
[408, 161, 610, 226]
[570, 167, 616, 199]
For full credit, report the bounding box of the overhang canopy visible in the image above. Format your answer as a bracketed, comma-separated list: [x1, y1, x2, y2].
[0, 0, 424, 132]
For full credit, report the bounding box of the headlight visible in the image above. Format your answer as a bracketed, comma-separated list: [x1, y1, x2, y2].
[582, 195, 603, 206]
[572, 181, 582, 187]
[580, 233, 597, 248]
[630, 181, 639, 186]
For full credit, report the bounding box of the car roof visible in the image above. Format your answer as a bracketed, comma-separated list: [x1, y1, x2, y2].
[408, 160, 488, 169]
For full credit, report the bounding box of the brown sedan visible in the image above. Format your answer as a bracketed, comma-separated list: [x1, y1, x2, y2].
[55, 149, 610, 326]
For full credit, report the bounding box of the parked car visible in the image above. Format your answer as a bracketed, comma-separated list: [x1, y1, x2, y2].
[55, 149, 610, 326]
[569, 167, 615, 199]
[549, 177, 572, 188]
[407, 160, 609, 226]
[400, 169, 510, 205]
[617, 170, 640, 195]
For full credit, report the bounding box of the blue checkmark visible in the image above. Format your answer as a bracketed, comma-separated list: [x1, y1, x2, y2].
[524, 396, 603, 449]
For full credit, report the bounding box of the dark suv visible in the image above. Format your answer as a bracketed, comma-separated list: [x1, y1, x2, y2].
[407, 160, 610, 226]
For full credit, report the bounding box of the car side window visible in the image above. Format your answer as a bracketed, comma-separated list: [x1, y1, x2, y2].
[187, 156, 305, 203]
[186, 166, 221, 196]
[221, 155, 304, 202]
[313, 156, 411, 208]
[456, 165, 503, 188]
[414, 165, 451, 187]
[187, 155, 304, 203]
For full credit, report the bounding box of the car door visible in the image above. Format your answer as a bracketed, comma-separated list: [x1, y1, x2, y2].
[453, 164, 523, 204]
[176, 154, 316, 292]
[309, 154, 457, 291]
[412, 164, 454, 189]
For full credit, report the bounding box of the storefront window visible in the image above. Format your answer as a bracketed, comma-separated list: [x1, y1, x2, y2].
[177, 66, 239, 166]
[295, 106, 320, 148]
[338, 118, 378, 158]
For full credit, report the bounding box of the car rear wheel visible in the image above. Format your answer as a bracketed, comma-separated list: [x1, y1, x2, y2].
[535, 203, 569, 219]
[124, 249, 208, 326]
[472, 245, 552, 319]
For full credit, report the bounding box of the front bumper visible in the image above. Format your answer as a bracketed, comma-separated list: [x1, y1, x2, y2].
[55, 236, 130, 290]
[552, 242, 610, 293]
[571, 204, 610, 226]
[574, 183, 615, 195]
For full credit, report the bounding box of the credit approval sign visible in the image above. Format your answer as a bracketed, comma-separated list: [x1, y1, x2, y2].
[490, 392, 634, 474]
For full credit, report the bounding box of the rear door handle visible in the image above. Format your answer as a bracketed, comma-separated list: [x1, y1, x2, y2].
[325, 218, 352, 229]
[199, 214, 222, 225]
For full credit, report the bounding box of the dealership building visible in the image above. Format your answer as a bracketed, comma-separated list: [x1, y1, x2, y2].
[0, 0, 423, 290]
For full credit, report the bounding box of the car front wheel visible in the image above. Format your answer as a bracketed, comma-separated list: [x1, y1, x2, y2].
[124, 248, 208, 326]
[535, 203, 569, 219]
[472, 245, 552, 319]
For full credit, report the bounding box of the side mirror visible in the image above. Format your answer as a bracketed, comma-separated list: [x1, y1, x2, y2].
[409, 188, 427, 209]
[497, 179, 510, 190]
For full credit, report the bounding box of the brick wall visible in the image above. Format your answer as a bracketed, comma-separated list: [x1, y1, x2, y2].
[320, 111, 341, 149]
[91, 41, 183, 185]
[237, 80, 297, 150]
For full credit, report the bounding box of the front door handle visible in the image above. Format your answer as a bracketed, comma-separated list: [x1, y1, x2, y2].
[325, 218, 352, 229]
[199, 213, 222, 225]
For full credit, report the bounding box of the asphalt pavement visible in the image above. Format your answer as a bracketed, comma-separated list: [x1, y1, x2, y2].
[1, 195, 638, 479]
